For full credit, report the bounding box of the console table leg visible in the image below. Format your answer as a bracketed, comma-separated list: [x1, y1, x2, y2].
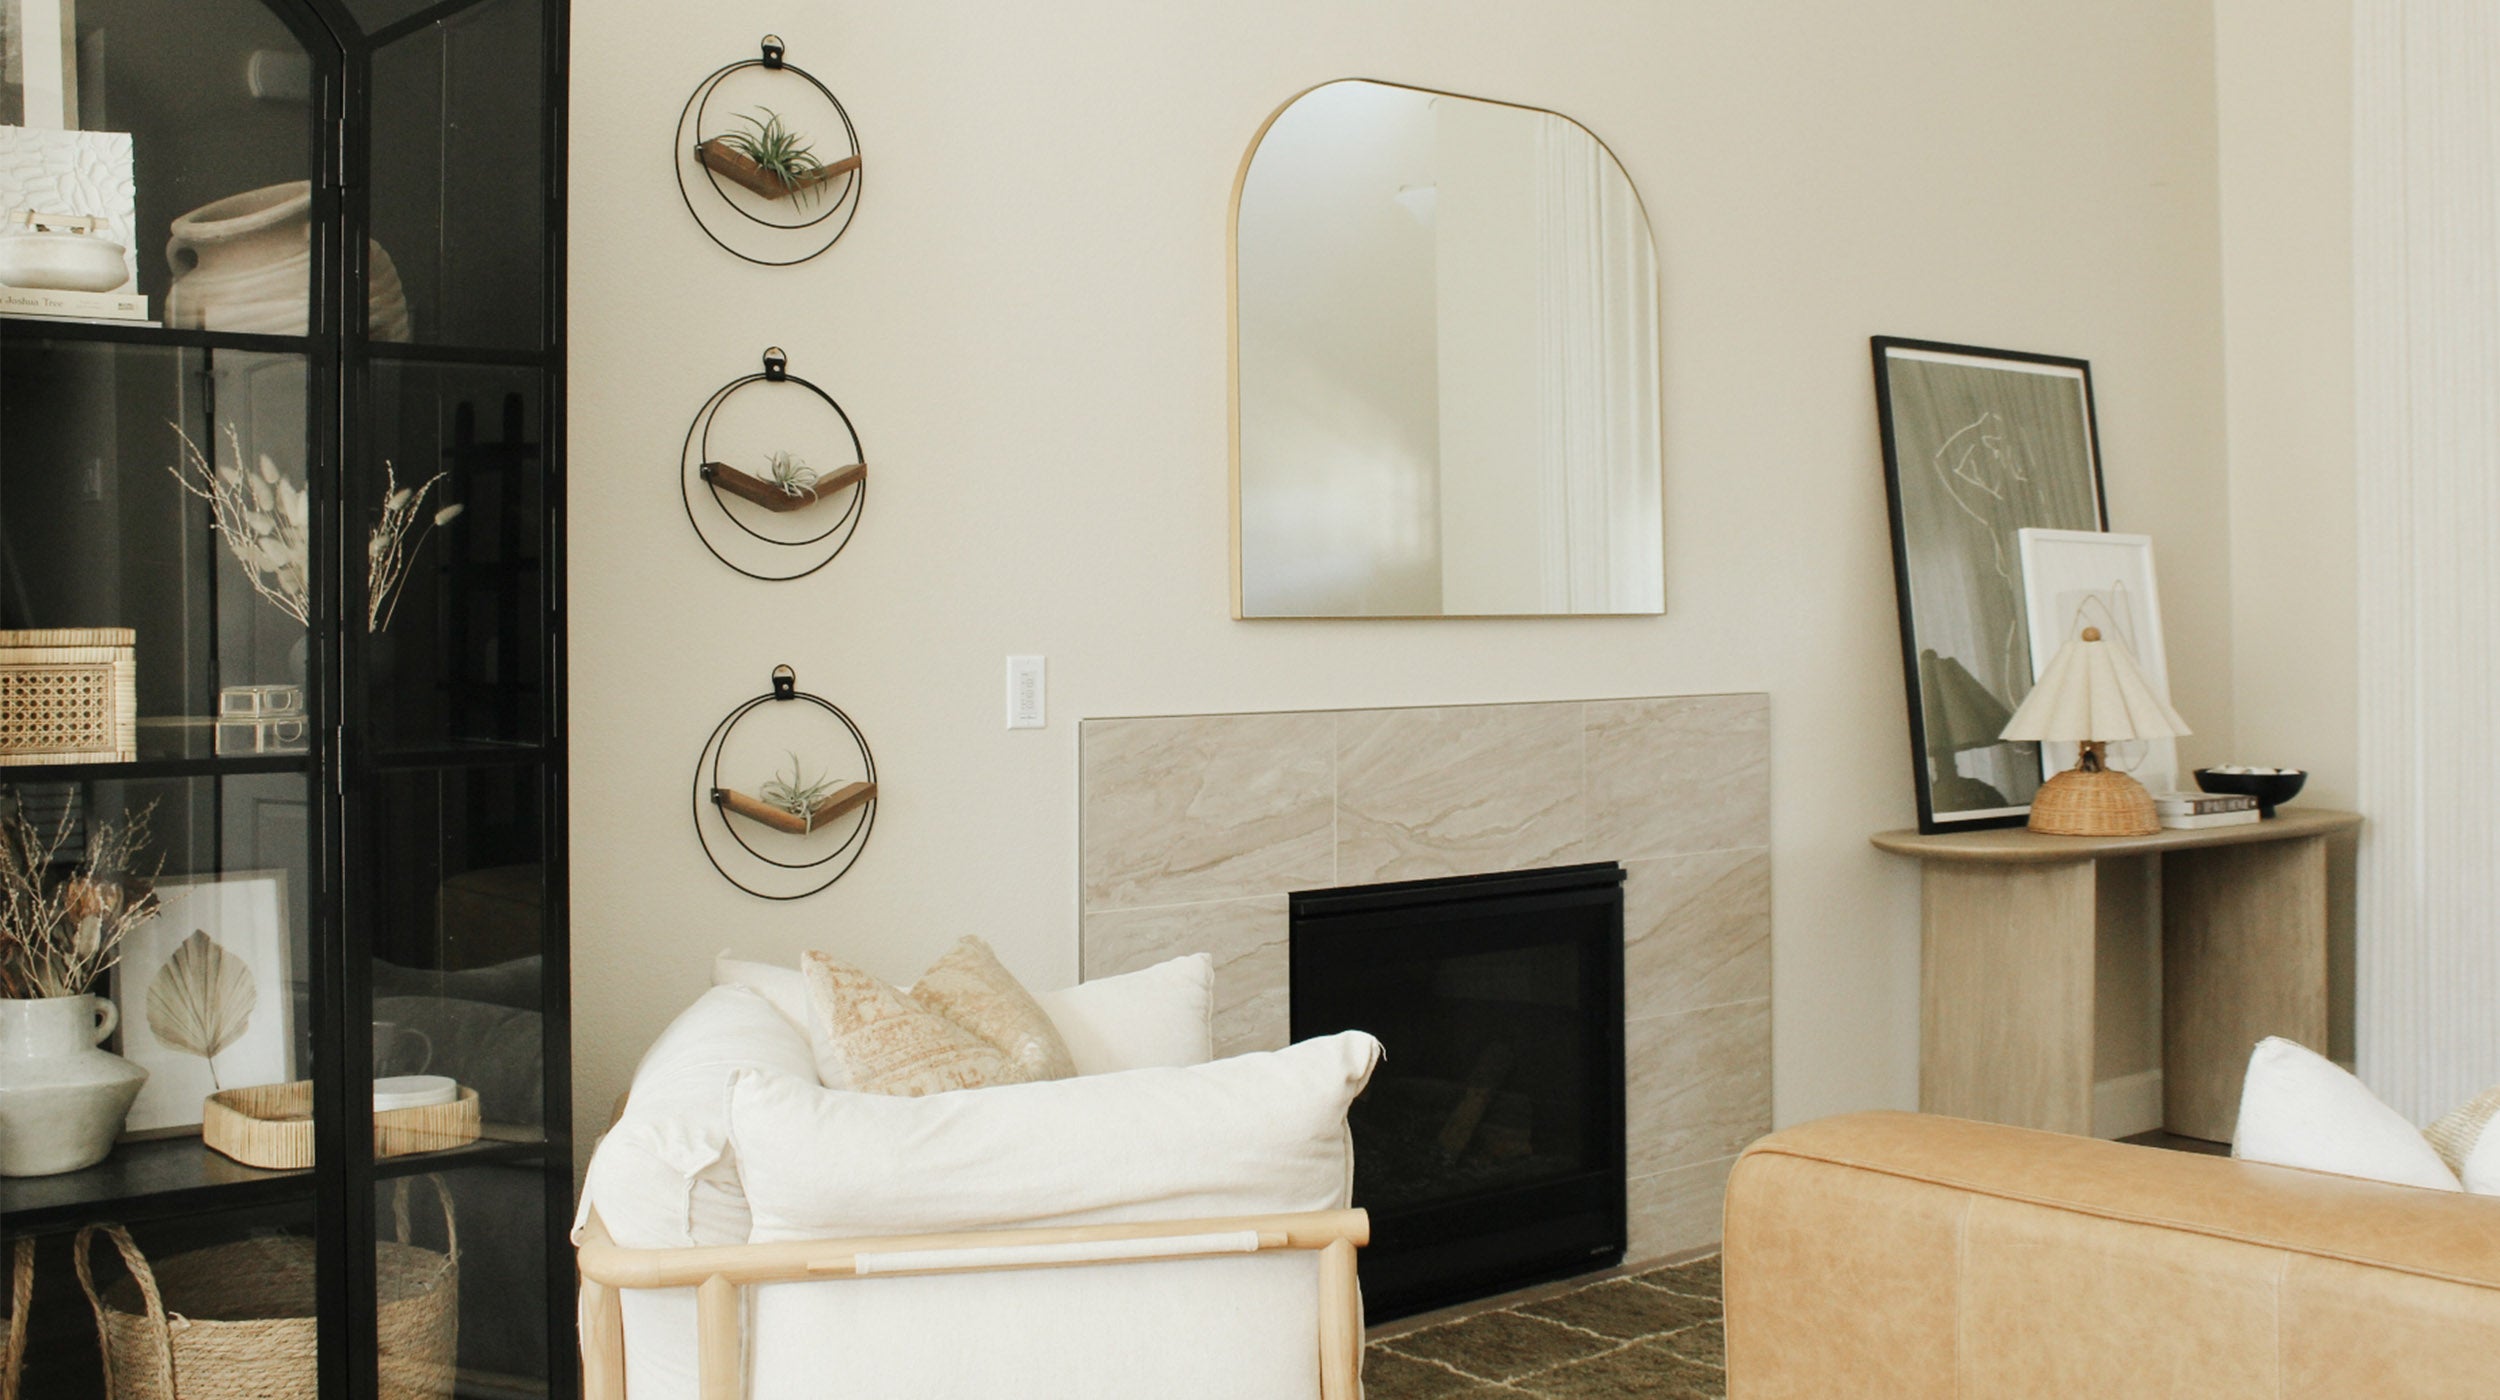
[2162, 836, 2330, 1142]
[1921, 860, 2096, 1134]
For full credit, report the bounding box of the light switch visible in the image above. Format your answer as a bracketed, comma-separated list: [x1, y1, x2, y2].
[1006, 656, 1045, 729]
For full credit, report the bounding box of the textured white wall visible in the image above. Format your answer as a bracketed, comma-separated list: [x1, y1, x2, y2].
[2354, 0, 2500, 1121]
[565, 0, 2233, 1159]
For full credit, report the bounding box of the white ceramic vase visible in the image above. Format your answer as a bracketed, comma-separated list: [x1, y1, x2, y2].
[165, 180, 411, 340]
[0, 994, 148, 1177]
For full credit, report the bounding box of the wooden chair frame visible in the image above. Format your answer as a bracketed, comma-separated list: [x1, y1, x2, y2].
[576, 1206, 1370, 1400]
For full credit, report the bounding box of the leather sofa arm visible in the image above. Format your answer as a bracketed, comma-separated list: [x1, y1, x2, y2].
[1723, 1112, 2500, 1399]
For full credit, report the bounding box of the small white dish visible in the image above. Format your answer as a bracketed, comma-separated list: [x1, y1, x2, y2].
[0, 230, 131, 292]
[373, 1074, 458, 1112]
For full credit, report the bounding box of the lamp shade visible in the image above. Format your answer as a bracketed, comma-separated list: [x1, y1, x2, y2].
[2000, 626, 2191, 744]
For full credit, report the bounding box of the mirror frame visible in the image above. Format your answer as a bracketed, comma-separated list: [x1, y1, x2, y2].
[1227, 77, 1666, 620]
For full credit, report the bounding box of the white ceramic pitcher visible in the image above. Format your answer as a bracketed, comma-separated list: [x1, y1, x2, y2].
[0, 994, 148, 1177]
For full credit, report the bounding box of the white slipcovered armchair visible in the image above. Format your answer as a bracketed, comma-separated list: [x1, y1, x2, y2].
[572, 955, 1379, 1400]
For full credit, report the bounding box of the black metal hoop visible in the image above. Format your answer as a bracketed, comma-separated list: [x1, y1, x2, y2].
[679, 347, 868, 581]
[674, 35, 862, 266]
[691, 664, 878, 899]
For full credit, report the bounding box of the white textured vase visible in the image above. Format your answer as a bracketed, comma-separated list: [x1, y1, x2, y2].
[0, 994, 148, 1178]
[165, 180, 411, 340]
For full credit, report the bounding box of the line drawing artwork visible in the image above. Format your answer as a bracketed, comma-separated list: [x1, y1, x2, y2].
[1929, 410, 2033, 695]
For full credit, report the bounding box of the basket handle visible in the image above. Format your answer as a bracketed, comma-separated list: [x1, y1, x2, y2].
[3, 1238, 32, 1400]
[389, 1174, 460, 1264]
[74, 1226, 176, 1400]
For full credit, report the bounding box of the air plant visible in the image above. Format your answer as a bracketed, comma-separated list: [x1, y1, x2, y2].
[758, 751, 844, 832]
[169, 424, 311, 628]
[367, 463, 464, 634]
[146, 928, 256, 1089]
[766, 450, 819, 500]
[717, 108, 830, 205]
[0, 796, 161, 1001]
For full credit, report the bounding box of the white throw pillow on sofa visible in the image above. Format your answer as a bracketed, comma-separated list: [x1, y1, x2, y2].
[713, 951, 814, 1044]
[1037, 953, 1215, 1075]
[2232, 1037, 2462, 1192]
[729, 1029, 1382, 1241]
[576, 984, 821, 1249]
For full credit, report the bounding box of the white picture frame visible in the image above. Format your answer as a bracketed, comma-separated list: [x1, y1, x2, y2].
[2017, 528, 2180, 796]
[113, 870, 295, 1133]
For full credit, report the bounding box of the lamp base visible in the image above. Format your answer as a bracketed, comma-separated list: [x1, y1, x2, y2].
[2027, 764, 2159, 837]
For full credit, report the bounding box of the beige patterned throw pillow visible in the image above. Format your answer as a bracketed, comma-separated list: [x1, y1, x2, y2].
[801, 937, 1077, 1096]
[911, 936, 1079, 1083]
[2427, 1083, 2500, 1178]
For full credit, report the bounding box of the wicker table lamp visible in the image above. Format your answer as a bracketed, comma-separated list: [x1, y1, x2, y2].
[2000, 625, 2190, 837]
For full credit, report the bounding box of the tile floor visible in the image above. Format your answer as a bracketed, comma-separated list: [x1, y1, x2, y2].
[1363, 1256, 1725, 1399]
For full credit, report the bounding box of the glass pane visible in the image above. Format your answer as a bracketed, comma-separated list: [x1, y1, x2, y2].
[383, 1163, 548, 1397]
[0, 337, 312, 753]
[370, 0, 546, 350]
[8, 1202, 321, 1396]
[360, 361, 545, 752]
[362, 764, 547, 1142]
[43, 0, 320, 321]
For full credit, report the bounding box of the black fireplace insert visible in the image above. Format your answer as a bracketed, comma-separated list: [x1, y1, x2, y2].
[1291, 862, 1626, 1319]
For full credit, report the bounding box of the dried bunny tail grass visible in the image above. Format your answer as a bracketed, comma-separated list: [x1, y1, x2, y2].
[0, 798, 161, 1000]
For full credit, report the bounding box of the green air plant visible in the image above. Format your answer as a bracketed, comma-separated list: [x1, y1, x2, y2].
[719, 108, 829, 205]
[766, 450, 819, 501]
[758, 752, 843, 832]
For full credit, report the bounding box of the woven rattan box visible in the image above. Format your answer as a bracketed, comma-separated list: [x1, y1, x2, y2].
[0, 628, 136, 766]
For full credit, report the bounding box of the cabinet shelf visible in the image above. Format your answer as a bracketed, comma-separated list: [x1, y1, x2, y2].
[0, 319, 308, 355]
[0, 752, 313, 785]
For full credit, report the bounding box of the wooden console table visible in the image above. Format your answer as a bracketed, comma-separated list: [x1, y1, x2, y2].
[1872, 809, 2361, 1142]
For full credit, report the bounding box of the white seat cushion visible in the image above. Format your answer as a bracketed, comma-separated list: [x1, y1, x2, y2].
[576, 984, 820, 1249]
[730, 1030, 1382, 1240]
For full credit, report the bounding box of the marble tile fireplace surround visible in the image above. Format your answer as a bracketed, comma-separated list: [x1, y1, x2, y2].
[1078, 695, 1772, 1263]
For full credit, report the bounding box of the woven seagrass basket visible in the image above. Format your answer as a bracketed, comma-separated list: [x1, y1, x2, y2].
[75, 1180, 458, 1400]
[3, 1238, 29, 1400]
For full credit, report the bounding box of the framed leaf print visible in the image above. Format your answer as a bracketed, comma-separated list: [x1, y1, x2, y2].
[112, 871, 295, 1133]
[1873, 337, 2109, 832]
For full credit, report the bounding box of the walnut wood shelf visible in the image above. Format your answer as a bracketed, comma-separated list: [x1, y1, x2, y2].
[694, 138, 861, 202]
[1873, 807, 2361, 1142]
[715, 781, 875, 834]
[700, 460, 866, 512]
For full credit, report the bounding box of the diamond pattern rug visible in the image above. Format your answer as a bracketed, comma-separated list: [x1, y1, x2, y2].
[1363, 1256, 1725, 1400]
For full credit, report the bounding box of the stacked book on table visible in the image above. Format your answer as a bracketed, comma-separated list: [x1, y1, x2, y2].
[2155, 791, 2261, 829]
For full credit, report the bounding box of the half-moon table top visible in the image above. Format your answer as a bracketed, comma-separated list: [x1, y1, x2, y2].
[1871, 808, 2362, 864]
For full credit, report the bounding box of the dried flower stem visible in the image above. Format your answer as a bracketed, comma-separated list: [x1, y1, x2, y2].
[0, 798, 162, 1000]
[168, 424, 311, 628]
[367, 463, 463, 633]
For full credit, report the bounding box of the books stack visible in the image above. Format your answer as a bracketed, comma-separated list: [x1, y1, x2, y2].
[2156, 791, 2260, 830]
[0, 284, 153, 325]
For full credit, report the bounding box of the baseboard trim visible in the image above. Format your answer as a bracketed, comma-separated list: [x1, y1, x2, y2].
[2094, 1069, 2165, 1140]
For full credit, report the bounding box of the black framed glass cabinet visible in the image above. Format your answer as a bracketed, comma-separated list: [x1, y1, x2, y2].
[0, 0, 569, 1395]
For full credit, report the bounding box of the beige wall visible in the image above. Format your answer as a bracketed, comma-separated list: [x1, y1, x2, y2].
[2215, 0, 2358, 1060]
[566, 0, 2233, 1156]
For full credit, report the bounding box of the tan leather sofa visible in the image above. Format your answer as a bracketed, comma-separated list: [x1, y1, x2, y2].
[1723, 1112, 2500, 1397]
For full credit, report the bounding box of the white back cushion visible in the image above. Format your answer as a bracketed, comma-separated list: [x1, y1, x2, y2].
[712, 952, 814, 1044]
[577, 985, 820, 1249]
[2233, 1037, 2462, 1192]
[730, 1030, 1381, 1240]
[1036, 953, 1214, 1075]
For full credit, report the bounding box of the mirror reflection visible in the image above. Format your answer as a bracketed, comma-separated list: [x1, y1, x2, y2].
[1233, 79, 1663, 618]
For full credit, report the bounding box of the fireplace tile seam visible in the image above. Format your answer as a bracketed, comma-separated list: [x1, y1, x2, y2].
[1072, 843, 1774, 917]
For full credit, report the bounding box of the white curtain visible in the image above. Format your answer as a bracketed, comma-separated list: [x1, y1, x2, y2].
[1532, 116, 1662, 612]
[2354, 0, 2500, 1120]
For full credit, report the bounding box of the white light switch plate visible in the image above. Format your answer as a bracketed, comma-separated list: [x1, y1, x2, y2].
[1006, 655, 1045, 729]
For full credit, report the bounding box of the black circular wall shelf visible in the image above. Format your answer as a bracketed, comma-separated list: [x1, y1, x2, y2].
[692, 664, 878, 900]
[675, 34, 863, 266]
[680, 347, 868, 581]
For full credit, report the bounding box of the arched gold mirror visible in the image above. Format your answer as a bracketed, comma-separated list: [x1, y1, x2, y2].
[1231, 79, 1663, 618]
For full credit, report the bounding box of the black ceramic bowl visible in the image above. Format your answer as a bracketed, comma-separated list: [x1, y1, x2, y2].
[2193, 767, 2307, 818]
